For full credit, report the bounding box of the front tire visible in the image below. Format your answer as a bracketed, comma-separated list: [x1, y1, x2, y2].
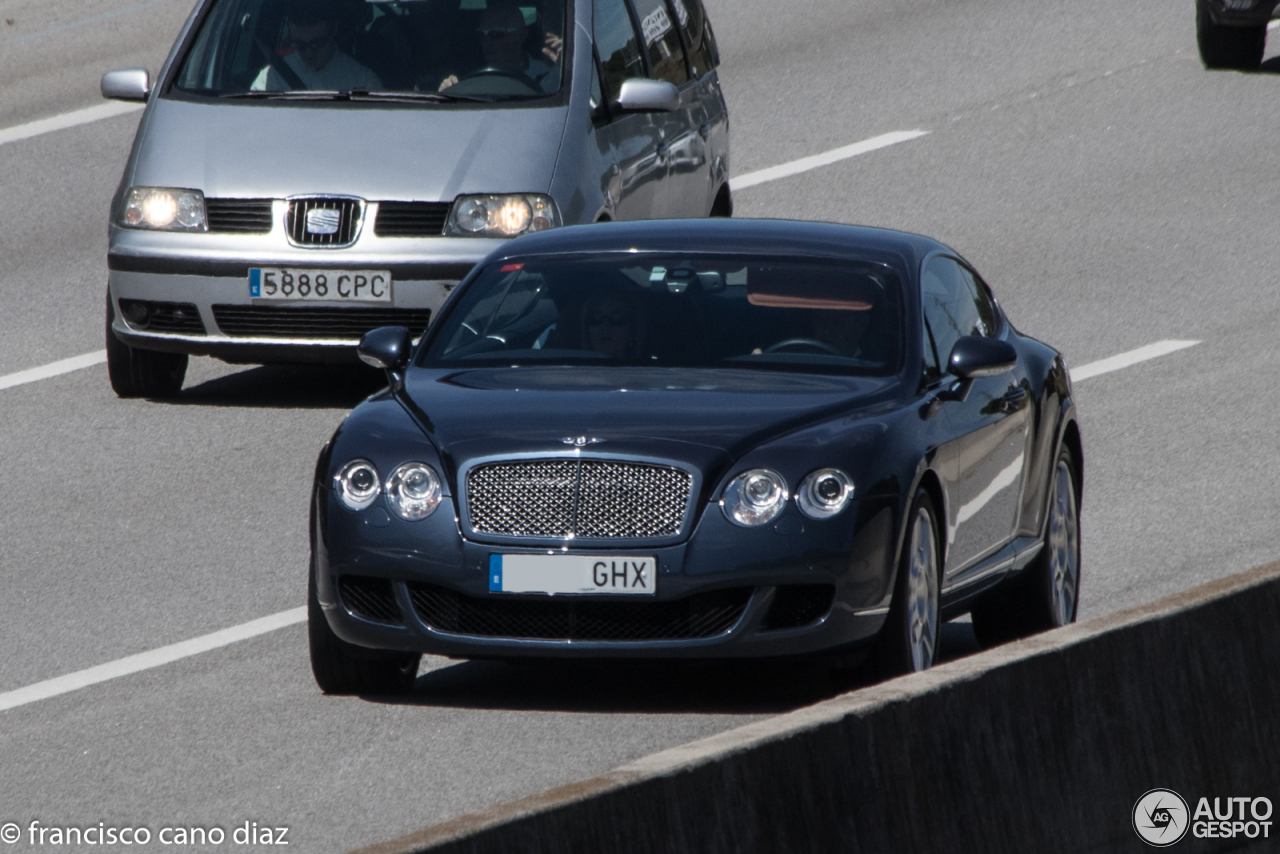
[971, 445, 1081, 647]
[105, 293, 187, 399]
[1196, 0, 1266, 70]
[874, 490, 941, 676]
[308, 563, 421, 696]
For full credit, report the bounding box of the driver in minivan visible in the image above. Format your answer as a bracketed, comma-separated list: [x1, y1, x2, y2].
[252, 0, 382, 92]
[437, 0, 559, 93]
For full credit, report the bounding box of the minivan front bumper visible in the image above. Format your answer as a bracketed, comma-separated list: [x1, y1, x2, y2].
[107, 215, 497, 362]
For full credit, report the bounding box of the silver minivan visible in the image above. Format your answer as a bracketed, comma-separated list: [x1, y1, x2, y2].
[103, 0, 729, 397]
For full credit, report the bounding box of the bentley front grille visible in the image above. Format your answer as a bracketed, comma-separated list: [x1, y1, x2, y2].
[286, 197, 363, 247]
[466, 459, 693, 540]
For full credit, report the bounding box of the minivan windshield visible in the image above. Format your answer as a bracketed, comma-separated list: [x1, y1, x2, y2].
[422, 255, 905, 376]
[174, 0, 567, 101]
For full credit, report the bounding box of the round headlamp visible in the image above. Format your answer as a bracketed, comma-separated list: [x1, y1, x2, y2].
[335, 459, 380, 511]
[721, 468, 789, 527]
[796, 469, 855, 519]
[385, 462, 443, 521]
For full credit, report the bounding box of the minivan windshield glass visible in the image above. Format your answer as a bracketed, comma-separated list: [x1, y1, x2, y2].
[421, 255, 905, 376]
[174, 0, 567, 101]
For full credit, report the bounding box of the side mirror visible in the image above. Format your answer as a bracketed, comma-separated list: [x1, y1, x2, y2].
[358, 326, 413, 391]
[613, 78, 679, 114]
[947, 335, 1017, 379]
[101, 68, 151, 102]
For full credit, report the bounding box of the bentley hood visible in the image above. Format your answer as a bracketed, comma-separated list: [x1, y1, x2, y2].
[402, 366, 903, 477]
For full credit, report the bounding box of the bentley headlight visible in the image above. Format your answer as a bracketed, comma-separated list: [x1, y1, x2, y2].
[335, 459, 380, 511]
[121, 187, 207, 231]
[445, 194, 560, 238]
[796, 469, 854, 519]
[721, 469, 789, 527]
[385, 462, 443, 521]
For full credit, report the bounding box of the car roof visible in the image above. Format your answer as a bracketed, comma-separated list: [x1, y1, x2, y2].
[488, 219, 953, 271]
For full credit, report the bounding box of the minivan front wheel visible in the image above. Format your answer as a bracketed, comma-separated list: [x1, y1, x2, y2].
[105, 292, 187, 399]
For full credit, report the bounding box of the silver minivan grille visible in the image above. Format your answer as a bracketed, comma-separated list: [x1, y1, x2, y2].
[467, 460, 693, 539]
[286, 198, 363, 247]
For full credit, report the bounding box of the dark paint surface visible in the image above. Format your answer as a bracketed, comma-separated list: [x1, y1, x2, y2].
[315, 219, 1079, 658]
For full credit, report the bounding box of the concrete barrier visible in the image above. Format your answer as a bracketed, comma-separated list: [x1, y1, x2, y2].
[352, 561, 1280, 854]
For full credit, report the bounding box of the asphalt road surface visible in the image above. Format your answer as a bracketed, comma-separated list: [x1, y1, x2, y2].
[3, 0, 1279, 849]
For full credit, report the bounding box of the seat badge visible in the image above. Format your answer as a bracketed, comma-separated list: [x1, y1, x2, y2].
[562, 436, 605, 447]
[305, 208, 342, 235]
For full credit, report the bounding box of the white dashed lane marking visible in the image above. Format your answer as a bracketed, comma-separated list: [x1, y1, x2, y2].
[0, 102, 143, 148]
[730, 130, 930, 191]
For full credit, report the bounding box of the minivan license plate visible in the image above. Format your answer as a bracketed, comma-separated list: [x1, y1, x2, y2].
[249, 268, 392, 302]
[489, 554, 656, 595]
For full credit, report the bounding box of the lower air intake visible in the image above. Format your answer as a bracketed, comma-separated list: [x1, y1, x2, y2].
[759, 584, 836, 630]
[339, 576, 403, 625]
[407, 584, 752, 641]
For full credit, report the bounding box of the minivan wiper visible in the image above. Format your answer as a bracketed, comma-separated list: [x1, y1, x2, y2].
[219, 90, 346, 100]
[347, 90, 494, 104]
[218, 89, 493, 103]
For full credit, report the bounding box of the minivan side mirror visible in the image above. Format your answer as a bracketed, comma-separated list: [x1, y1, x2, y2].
[613, 78, 679, 114]
[101, 68, 151, 102]
[358, 326, 413, 391]
[947, 335, 1017, 379]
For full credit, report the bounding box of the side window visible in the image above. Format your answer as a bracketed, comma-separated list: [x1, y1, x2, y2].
[668, 0, 715, 77]
[594, 0, 644, 102]
[921, 256, 995, 374]
[957, 265, 1001, 339]
[630, 0, 689, 85]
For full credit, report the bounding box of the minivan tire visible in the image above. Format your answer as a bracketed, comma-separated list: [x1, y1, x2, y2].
[106, 292, 187, 399]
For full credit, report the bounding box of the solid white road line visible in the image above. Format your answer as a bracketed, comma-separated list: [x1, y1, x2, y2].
[0, 350, 106, 391]
[0, 607, 306, 713]
[729, 130, 930, 191]
[1070, 339, 1200, 383]
[0, 102, 144, 148]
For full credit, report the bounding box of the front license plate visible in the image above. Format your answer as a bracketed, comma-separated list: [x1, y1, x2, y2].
[489, 554, 656, 595]
[249, 268, 392, 302]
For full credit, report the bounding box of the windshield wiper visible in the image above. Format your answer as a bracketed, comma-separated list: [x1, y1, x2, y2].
[218, 89, 493, 103]
[219, 90, 346, 100]
[347, 89, 493, 104]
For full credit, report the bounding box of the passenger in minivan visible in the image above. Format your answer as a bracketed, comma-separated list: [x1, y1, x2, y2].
[252, 0, 382, 92]
[436, 0, 560, 93]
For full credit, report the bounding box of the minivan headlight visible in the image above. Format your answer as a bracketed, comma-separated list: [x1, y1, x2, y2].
[721, 469, 789, 527]
[445, 194, 560, 238]
[121, 187, 207, 231]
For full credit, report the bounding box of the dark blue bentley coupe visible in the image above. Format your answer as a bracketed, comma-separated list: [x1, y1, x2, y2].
[307, 219, 1082, 695]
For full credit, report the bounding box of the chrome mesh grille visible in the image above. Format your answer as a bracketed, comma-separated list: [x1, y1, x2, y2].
[467, 460, 693, 539]
[468, 461, 577, 537]
[286, 198, 363, 247]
